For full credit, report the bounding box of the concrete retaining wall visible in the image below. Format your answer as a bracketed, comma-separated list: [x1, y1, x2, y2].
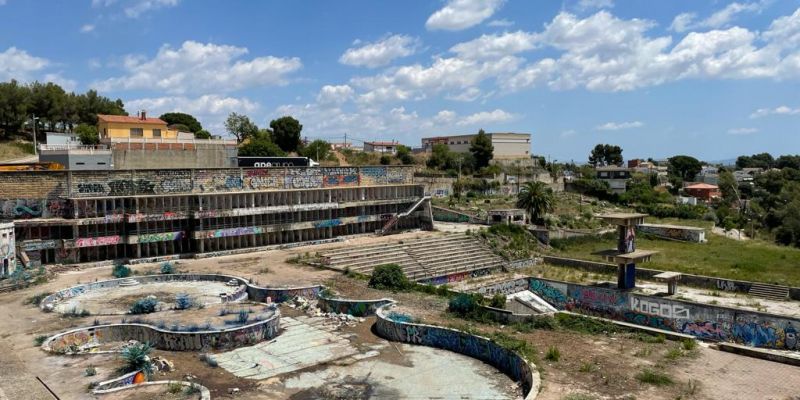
[528, 277, 800, 351]
[374, 304, 540, 399]
[43, 310, 280, 353]
[540, 256, 793, 299]
[317, 297, 394, 317]
[247, 284, 322, 303]
[93, 370, 211, 399]
[637, 223, 706, 242]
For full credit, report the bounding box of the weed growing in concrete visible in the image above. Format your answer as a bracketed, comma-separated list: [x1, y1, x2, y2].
[160, 262, 175, 274]
[237, 310, 250, 324]
[555, 313, 621, 335]
[665, 347, 684, 360]
[681, 339, 697, 351]
[185, 383, 201, 395]
[85, 365, 96, 376]
[562, 394, 597, 400]
[65, 307, 91, 318]
[634, 347, 652, 357]
[545, 345, 561, 362]
[34, 335, 48, 346]
[636, 369, 673, 386]
[167, 382, 182, 394]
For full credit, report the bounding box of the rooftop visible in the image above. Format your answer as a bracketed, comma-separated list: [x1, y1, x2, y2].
[685, 183, 719, 189]
[97, 114, 167, 125]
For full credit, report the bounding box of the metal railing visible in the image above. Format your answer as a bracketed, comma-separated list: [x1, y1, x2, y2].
[38, 144, 110, 153]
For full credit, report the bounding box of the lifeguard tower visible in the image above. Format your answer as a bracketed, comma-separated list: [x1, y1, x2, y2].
[594, 213, 658, 290]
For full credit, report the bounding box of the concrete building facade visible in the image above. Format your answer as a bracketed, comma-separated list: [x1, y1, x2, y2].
[595, 166, 631, 194]
[97, 113, 177, 140]
[363, 141, 399, 154]
[0, 222, 15, 277]
[421, 133, 531, 159]
[0, 166, 431, 267]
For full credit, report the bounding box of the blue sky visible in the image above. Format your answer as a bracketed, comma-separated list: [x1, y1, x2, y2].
[1, 0, 800, 163]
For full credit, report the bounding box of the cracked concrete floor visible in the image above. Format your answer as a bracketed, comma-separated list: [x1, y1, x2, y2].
[215, 315, 522, 399]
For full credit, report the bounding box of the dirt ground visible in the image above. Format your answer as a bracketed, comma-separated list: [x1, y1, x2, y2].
[0, 230, 799, 400]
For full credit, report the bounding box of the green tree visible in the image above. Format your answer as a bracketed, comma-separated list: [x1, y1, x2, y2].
[736, 153, 774, 169]
[368, 264, 410, 291]
[668, 155, 703, 181]
[75, 123, 99, 145]
[238, 136, 286, 157]
[159, 112, 202, 133]
[120, 342, 154, 377]
[588, 144, 624, 167]
[0, 80, 30, 137]
[396, 144, 415, 165]
[718, 170, 739, 205]
[380, 155, 392, 165]
[167, 123, 191, 133]
[300, 139, 331, 161]
[516, 181, 554, 225]
[225, 112, 259, 143]
[427, 143, 455, 170]
[194, 129, 212, 139]
[470, 129, 494, 169]
[269, 116, 303, 153]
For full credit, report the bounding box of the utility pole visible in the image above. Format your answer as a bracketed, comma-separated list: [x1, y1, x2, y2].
[32, 114, 39, 156]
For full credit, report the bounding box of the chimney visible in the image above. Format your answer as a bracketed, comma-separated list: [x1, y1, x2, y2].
[140, 110, 146, 120]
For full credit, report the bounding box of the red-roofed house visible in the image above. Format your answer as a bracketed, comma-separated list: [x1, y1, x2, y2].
[97, 111, 177, 140]
[684, 183, 721, 201]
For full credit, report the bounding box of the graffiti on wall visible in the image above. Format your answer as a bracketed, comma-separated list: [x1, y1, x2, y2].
[138, 231, 184, 244]
[77, 183, 105, 194]
[528, 279, 568, 309]
[569, 285, 628, 313]
[421, 268, 492, 285]
[205, 226, 263, 239]
[322, 168, 359, 187]
[637, 224, 704, 243]
[75, 235, 121, 248]
[630, 296, 690, 319]
[286, 169, 323, 189]
[476, 278, 529, 296]
[108, 179, 156, 196]
[244, 169, 283, 190]
[314, 219, 342, 229]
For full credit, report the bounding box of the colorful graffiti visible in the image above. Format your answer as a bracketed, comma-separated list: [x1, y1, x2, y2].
[205, 227, 263, 238]
[244, 169, 283, 190]
[529, 279, 568, 309]
[138, 231, 184, 243]
[630, 297, 690, 318]
[74, 235, 121, 248]
[314, 219, 342, 229]
[108, 179, 156, 196]
[680, 321, 728, 341]
[476, 278, 528, 296]
[322, 168, 359, 187]
[422, 268, 492, 285]
[286, 169, 323, 189]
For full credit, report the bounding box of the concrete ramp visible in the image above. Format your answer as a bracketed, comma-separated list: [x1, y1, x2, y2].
[509, 290, 558, 314]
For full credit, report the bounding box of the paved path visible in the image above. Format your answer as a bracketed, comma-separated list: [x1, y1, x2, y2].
[0, 339, 55, 400]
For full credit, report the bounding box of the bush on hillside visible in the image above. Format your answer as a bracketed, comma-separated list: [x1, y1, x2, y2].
[448, 293, 483, 316]
[129, 298, 158, 314]
[368, 264, 410, 291]
[112, 264, 132, 278]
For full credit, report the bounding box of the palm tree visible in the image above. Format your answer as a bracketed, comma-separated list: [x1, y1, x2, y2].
[516, 181, 554, 226]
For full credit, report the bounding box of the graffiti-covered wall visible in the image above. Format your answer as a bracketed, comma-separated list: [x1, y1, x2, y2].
[374, 304, 540, 399]
[317, 297, 394, 317]
[637, 224, 706, 242]
[528, 278, 800, 351]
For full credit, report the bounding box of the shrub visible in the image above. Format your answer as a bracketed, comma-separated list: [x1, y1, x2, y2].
[448, 293, 482, 316]
[34, 335, 48, 346]
[545, 345, 561, 362]
[129, 298, 158, 314]
[682, 339, 697, 351]
[112, 264, 132, 278]
[368, 264, 410, 291]
[167, 382, 182, 394]
[174, 294, 192, 310]
[489, 294, 506, 308]
[160, 262, 175, 274]
[24, 292, 52, 306]
[85, 365, 96, 376]
[636, 369, 673, 386]
[120, 342, 153, 376]
[237, 310, 249, 324]
[435, 284, 451, 297]
[185, 383, 201, 394]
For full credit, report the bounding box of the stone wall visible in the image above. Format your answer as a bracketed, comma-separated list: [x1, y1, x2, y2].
[374, 304, 540, 399]
[528, 277, 800, 351]
[43, 310, 280, 353]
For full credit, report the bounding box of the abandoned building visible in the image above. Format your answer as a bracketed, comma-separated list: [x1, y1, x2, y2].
[0, 166, 432, 270]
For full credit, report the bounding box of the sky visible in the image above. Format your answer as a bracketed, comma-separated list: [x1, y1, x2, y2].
[1, 0, 800, 163]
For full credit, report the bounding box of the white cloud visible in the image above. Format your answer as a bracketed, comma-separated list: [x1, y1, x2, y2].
[728, 127, 759, 135]
[487, 19, 514, 27]
[93, 41, 301, 94]
[446, 87, 482, 102]
[91, 0, 179, 18]
[457, 109, 515, 125]
[750, 105, 800, 118]
[316, 84, 354, 105]
[434, 110, 457, 123]
[426, 0, 505, 31]
[450, 30, 539, 59]
[0, 47, 50, 82]
[670, 1, 768, 32]
[596, 121, 644, 130]
[561, 129, 577, 137]
[576, 0, 614, 11]
[80, 24, 95, 33]
[339, 34, 419, 68]
[125, 94, 260, 135]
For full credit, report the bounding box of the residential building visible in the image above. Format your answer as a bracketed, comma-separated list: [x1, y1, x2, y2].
[421, 132, 531, 159]
[38, 132, 114, 170]
[596, 166, 631, 194]
[363, 141, 399, 154]
[694, 166, 720, 185]
[97, 112, 177, 140]
[684, 183, 721, 201]
[734, 168, 763, 183]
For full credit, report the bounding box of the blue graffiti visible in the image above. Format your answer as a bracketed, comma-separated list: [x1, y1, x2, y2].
[732, 320, 778, 348]
[528, 280, 567, 309]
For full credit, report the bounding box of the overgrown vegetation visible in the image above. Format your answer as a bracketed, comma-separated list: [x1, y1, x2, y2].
[119, 342, 153, 376]
[160, 262, 175, 274]
[129, 298, 158, 314]
[636, 368, 673, 386]
[368, 264, 411, 291]
[24, 292, 52, 307]
[112, 264, 132, 278]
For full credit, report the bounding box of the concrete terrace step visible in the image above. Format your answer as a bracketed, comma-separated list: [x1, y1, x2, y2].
[421, 254, 504, 270]
[322, 235, 468, 257]
[748, 283, 789, 301]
